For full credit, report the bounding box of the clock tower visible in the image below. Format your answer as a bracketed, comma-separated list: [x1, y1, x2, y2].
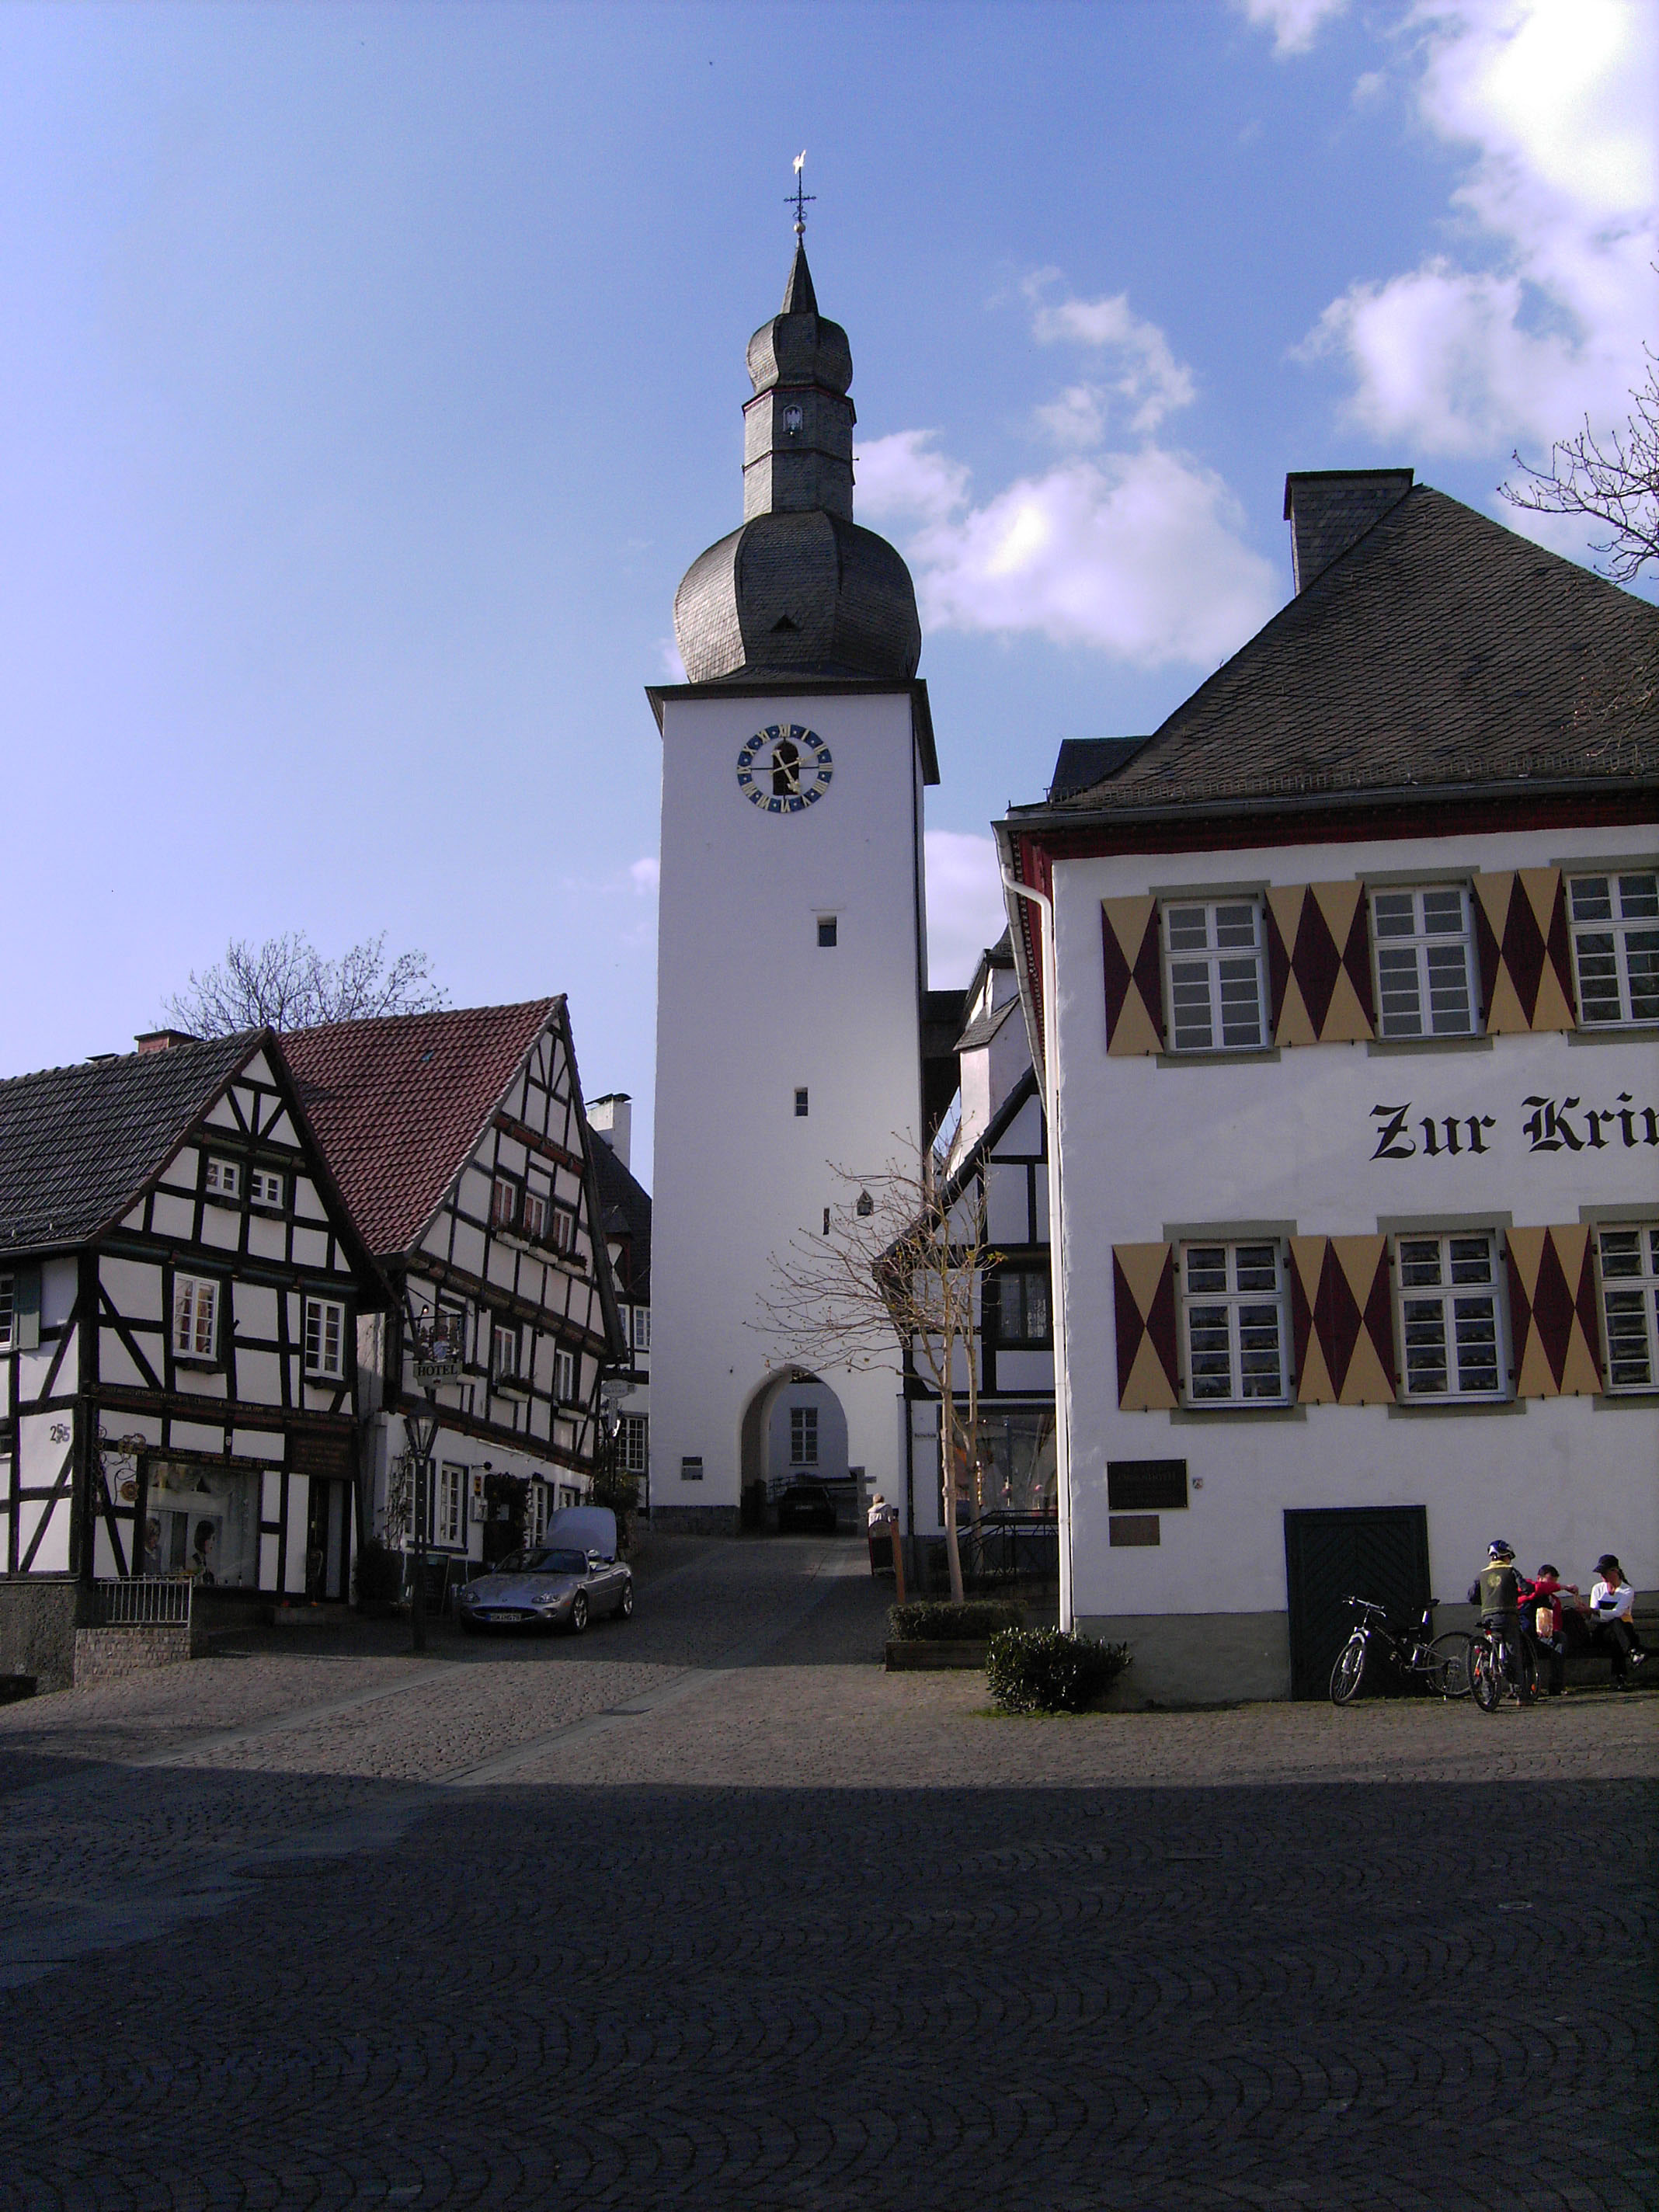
[646, 230, 938, 1532]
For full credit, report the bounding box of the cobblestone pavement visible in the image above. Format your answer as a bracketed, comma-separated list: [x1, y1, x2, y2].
[0, 1536, 1653, 2211]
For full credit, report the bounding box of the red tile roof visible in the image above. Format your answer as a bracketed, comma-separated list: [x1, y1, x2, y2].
[283, 1000, 560, 1257]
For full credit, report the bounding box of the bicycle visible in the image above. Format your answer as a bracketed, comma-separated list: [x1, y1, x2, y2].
[1469, 1618, 1538, 1712]
[1328, 1597, 1474, 1706]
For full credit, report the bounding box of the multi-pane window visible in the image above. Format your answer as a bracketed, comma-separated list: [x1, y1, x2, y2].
[435, 1463, 465, 1548]
[790, 1406, 819, 1465]
[0, 1275, 12, 1350]
[549, 1209, 572, 1254]
[1569, 871, 1659, 1026]
[993, 1268, 1051, 1343]
[172, 1275, 219, 1360]
[620, 1413, 649, 1474]
[1181, 1243, 1289, 1405]
[521, 1188, 549, 1242]
[1396, 1233, 1504, 1400]
[204, 1158, 242, 1198]
[631, 1306, 651, 1354]
[490, 1321, 519, 1382]
[553, 1347, 576, 1403]
[1371, 886, 1477, 1037]
[1598, 1226, 1659, 1391]
[249, 1166, 284, 1207]
[795, 1088, 810, 1117]
[1163, 901, 1268, 1052]
[304, 1297, 346, 1379]
[490, 1177, 518, 1231]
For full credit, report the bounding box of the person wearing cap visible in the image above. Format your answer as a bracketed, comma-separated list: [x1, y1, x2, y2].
[1466, 1540, 1533, 1706]
[1588, 1555, 1647, 1689]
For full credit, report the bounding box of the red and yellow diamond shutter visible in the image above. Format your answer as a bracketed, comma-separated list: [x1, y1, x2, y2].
[1472, 870, 1577, 1035]
[1264, 884, 1377, 1048]
[1101, 897, 1164, 1056]
[1288, 1235, 1396, 1405]
[1504, 1226, 1602, 1396]
[1112, 1242, 1180, 1410]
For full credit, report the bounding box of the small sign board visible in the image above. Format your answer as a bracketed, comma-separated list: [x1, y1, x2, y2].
[413, 1355, 461, 1386]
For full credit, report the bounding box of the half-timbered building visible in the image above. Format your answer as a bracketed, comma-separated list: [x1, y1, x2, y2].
[285, 1001, 625, 1577]
[586, 1094, 651, 1504]
[0, 1031, 383, 1678]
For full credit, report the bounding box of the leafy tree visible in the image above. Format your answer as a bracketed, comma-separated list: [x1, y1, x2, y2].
[1501, 350, 1659, 583]
[163, 930, 447, 1037]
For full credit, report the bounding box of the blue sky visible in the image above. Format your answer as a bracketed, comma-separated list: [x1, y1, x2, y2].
[3, 0, 1654, 1180]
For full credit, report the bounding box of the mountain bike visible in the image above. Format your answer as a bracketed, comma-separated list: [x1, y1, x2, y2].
[1328, 1597, 1474, 1706]
[1468, 1619, 1537, 1711]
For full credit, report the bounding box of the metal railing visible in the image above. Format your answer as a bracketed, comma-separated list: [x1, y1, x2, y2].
[958, 1511, 1060, 1588]
[89, 1577, 194, 1629]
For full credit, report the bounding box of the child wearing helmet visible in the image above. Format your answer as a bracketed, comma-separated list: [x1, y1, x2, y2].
[1466, 1540, 1533, 1706]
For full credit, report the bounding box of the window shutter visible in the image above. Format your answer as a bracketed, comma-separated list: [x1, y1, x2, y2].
[1506, 1225, 1602, 1396]
[13, 1267, 40, 1351]
[1289, 1234, 1393, 1404]
[1266, 884, 1376, 1049]
[1101, 897, 1163, 1056]
[1111, 1242, 1178, 1410]
[1473, 868, 1573, 1035]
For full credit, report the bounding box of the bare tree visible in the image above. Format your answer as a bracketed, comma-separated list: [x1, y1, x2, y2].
[755, 1156, 999, 1605]
[163, 930, 448, 1038]
[1501, 350, 1659, 583]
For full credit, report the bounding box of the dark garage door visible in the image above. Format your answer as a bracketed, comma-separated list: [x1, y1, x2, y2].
[1283, 1506, 1431, 1700]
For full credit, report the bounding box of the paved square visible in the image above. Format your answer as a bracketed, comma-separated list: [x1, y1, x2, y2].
[0, 1537, 1652, 2210]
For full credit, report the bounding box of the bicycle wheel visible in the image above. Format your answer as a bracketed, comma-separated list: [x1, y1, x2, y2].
[1330, 1636, 1368, 1706]
[1428, 1632, 1473, 1699]
[1469, 1641, 1502, 1712]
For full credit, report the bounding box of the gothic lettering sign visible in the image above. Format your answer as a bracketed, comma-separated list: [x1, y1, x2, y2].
[1369, 1094, 1659, 1162]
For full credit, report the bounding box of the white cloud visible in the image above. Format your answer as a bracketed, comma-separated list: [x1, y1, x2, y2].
[658, 637, 687, 681]
[1239, 0, 1350, 54]
[629, 856, 659, 895]
[1024, 276, 1196, 433]
[858, 436, 1279, 666]
[924, 830, 1010, 989]
[1305, 0, 1658, 457]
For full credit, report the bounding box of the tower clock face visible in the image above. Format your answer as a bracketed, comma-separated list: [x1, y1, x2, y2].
[736, 724, 833, 815]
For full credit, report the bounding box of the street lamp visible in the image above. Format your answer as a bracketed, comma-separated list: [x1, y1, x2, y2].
[405, 1400, 440, 1654]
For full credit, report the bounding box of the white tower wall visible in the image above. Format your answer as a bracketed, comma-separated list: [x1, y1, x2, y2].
[651, 686, 927, 1525]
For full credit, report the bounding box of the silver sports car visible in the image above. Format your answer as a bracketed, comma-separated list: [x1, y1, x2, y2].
[457, 1544, 633, 1635]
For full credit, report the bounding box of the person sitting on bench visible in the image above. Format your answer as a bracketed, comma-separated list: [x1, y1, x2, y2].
[1588, 1554, 1647, 1690]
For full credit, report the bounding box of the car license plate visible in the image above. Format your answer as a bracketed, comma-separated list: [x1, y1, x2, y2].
[486, 1609, 530, 1622]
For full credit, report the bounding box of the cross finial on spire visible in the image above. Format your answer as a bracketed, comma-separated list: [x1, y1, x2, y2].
[786, 150, 814, 236]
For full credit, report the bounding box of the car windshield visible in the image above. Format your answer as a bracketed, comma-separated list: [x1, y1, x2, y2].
[522, 1548, 589, 1576]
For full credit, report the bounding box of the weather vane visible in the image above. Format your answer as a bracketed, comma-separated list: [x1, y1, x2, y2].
[787, 150, 814, 236]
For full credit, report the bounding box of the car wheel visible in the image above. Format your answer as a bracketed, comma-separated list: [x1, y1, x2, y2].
[569, 1592, 589, 1636]
[618, 1581, 634, 1619]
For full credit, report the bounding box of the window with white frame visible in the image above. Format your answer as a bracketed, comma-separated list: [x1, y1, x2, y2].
[1371, 886, 1478, 1037]
[621, 1413, 648, 1474]
[1163, 900, 1268, 1052]
[249, 1165, 284, 1208]
[790, 1405, 819, 1465]
[435, 1462, 466, 1548]
[204, 1157, 242, 1199]
[553, 1347, 576, 1403]
[521, 1187, 549, 1242]
[1597, 1226, 1659, 1391]
[304, 1297, 346, 1379]
[526, 1480, 551, 1546]
[1396, 1233, 1504, 1400]
[1568, 871, 1659, 1026]
[172, 1275, 220, 1360]
[0, 1275, 12, 1349]
[549, 1209, 572, 1254]
[490, 1177, 518, 1231]
[1181, 1243, 1289, 1404]
[631, 1305, 650, 1354]
[490, 1321, 519, 1382]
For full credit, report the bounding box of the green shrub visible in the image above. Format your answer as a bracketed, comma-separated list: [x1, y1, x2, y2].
[985, 1626, 1131, 1713]
[888, 1598, 1024, 1643]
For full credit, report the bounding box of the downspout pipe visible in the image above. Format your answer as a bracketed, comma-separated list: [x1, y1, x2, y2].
[999, 868, 1073, 1633]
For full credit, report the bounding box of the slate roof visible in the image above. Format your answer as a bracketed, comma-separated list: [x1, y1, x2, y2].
[283, 1002, 559, 1258]
[1047, 739, 1149, 803]
[1042, 486, 1658, 817]
[0, 1035, 260, 1255]
[954, 992, 1022, 1056]
[591, 1133, 651, 1303]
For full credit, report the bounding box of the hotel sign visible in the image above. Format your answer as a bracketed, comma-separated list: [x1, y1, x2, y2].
[1370, 1092, 1659, 1161]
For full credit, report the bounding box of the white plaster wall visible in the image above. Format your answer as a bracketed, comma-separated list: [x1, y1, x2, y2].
[1046, 819, 1659, 1619]
[652, 688, 927, 1513]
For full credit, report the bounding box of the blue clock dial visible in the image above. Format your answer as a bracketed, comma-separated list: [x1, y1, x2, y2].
[736, 724, 833, 815]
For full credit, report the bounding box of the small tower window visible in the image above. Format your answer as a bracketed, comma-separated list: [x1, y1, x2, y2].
[817, 916, 837, 948]
[795, 1088, 809, 1118]
[783, 403, 804, 436]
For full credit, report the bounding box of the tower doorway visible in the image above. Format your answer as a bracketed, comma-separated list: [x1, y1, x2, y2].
[739, 1370, 853, 1530]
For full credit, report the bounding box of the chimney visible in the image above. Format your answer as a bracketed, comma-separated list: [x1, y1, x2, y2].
[134, 1029, 198, 1054]
[586, 1092, 631, 1170]
[1283, 469, 1414, 593]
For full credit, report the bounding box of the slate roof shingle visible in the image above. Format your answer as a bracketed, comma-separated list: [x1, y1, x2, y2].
[1046, 486, 1658, 816]
[283, 1002, 560, 1258]
[591, 1135, 651, 1304]
[0, 1035, 259, 1254]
